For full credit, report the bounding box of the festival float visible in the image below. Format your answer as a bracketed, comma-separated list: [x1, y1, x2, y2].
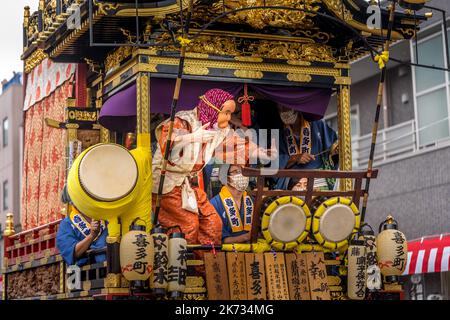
[2, 0, 430, 300]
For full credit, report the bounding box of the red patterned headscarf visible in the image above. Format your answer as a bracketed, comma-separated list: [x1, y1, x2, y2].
[197, 89, 234, 129]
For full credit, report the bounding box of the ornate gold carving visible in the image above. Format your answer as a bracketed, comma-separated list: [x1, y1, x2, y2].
[337, 85, 353, 191]
[137, 73, 150, 134]
[334, 76, 352, 85]
[234, 69, 263, 79]
[105, 273, 122, 288]
[94, 0, 119, 15]
[184, 65, 209, 76]
[24, 49, 49, 74]
[4, 213, 15, 236]
[287, 73, 312, 82]
[105, 46, 134, 72]
[186, 259, 204, 266]
[184, 287, 207, 294]
[234, 56, 263, 63]
[322, 0, 404, 40]
[249, 41, 335, 62]
[186, 276, 205, 288]
[287, 60, 312, 66]
[218, 0, 320, 29]
[157, 33, 335, 63]
[186, 52, 209, 59]
[100, 127, 110, 144]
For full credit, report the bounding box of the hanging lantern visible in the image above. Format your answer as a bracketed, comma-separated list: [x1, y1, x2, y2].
[237, 84, 254, 127]
[120, 219, 154, 289]
[347, 238, 367, 300]
[150, 226, 169, 296]
[376, 215, 408, 283]
[361, 224, 382, 291]
[167, 232, 188, 299]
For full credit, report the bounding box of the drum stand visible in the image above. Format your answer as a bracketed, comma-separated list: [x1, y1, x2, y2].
[242, 167, 378, 243]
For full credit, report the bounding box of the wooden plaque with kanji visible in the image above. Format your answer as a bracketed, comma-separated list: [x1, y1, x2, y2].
[204, 252, 230, 300]
[245, 253, 267, 300]
[264, 253, 290, 300]
[226, 252, 247, 300]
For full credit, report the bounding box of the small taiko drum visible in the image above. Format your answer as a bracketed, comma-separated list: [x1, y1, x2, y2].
[78, 144, 138, 201]
[261, 196, 311, 250]
[312, 197, 360, 251]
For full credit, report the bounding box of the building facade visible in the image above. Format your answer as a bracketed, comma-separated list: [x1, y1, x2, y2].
[324, 0, 450, 300]
[0, 72, 23, 272]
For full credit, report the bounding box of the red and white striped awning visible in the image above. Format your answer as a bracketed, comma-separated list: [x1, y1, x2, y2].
[402, 234, 450, 275]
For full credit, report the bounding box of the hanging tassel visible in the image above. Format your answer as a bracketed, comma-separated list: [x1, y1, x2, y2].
[237, 84, 254, 127]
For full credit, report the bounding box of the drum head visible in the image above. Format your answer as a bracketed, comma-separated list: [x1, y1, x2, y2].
[319, 204, 355, 243]
[79, 144, 138, 201]
[268, 203, 307, 243]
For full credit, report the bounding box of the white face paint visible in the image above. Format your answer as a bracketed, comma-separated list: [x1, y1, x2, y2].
[228, 174, 250, 192]
[279, 109, 298, 125]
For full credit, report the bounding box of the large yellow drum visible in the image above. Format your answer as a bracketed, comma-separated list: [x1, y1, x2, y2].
[68, 143, 152, 236]
[262, 196, 311, 250]
[78, 144, 138, 202]
[312, 197, 360, 251]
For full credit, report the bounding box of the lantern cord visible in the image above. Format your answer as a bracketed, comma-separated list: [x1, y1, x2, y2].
[151, 0, 195, 227]
[358, 1, 397, 230]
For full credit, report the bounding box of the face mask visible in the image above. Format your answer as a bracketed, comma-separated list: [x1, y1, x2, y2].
[228, 174, 249, 192]
[279, 109, 298, 125]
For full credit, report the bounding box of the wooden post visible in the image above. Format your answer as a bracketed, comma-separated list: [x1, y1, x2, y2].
[136, 72, 151, 149]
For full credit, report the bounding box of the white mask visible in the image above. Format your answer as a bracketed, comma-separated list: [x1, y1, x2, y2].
[279, 109, 298, 125]
[228, 174, 249, 192]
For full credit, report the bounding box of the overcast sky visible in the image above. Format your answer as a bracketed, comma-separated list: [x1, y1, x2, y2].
[0, 1, 37, 85]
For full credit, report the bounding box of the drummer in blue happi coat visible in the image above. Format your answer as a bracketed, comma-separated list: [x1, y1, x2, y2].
[56, 185, 107, 266]
[210, 164, 254, 244]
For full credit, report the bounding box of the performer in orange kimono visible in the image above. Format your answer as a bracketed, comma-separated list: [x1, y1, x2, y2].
[152, 88, 274, 245]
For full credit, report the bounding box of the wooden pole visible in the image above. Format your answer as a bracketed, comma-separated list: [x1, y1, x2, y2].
[152, 0, 194, 227]
[360, 1, 397, 224]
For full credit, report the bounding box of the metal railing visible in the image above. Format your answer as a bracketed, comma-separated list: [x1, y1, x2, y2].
[352, 117, 450, 168]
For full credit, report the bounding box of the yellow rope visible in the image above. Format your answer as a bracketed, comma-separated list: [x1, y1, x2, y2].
[177, 36, 192, 47]
[374, 51, 390, 69]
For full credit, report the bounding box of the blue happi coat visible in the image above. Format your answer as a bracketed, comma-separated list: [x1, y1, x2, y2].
[56, 217, 107, 266]
[210, 194, 250, 242]
[275, 120, 338, 190]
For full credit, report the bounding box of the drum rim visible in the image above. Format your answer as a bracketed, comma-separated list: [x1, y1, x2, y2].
[312, 197, 360, 251]
[261, 196, 311, 250]
[78, 143, 139, 202]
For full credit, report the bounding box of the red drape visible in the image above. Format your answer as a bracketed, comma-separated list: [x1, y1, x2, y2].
[21, 81, 73, 230]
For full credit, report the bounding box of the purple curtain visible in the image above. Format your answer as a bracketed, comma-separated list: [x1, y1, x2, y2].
[99, 78, 332, 132]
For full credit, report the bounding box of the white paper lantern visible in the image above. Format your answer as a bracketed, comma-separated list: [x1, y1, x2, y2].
[150, 226, 169, 296]
[120, 223, 154, 289]
[167, 232, 188, 299]
[347, 239, 367, 300]
[361, 226, 382, 291]
[376, 216, 408, 283]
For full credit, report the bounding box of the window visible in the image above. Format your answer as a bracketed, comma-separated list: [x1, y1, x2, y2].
[324, 105, 360, 138]
[412, 31, 450, 146]
[2, 181, 8, 211]
[2, 118, 8, 147]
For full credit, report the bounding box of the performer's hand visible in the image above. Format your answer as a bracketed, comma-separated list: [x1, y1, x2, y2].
[175, 123, 216, 144]
[298, 153, 315, 164]
[90, 220, 101, 239]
